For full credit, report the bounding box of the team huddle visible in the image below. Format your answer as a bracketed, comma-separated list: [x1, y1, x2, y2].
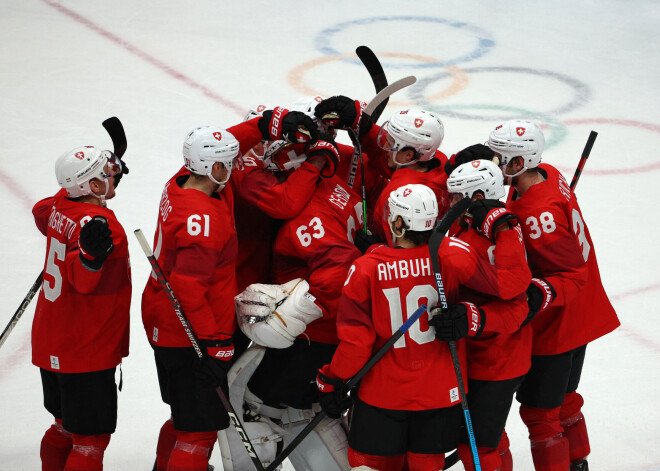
[30, 94, 619, 471]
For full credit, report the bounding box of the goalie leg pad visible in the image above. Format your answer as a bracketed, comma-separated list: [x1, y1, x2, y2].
[283, 414, 350, 471]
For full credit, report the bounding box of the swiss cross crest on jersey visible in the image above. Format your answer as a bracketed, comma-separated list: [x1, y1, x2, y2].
[516, 127, 526, 136]
[414, 118, 424, 128]
[213, 132, 222, 141]
[74, 151, 85, 160]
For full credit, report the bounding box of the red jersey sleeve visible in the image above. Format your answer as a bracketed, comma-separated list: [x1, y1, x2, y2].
[330, 260, 376, 380]
[227, 118, 264, 155]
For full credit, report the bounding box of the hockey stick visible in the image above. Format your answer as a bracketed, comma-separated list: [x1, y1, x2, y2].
[264, 303, 428, 471]
[346, 75, 417, 190]
[356, 46, 388, 126]
[134, 229, 266, 471]
[569, 130, 597, 191]
[346, 128, 369, 234]
[0, 271, 43, 350]
[102, 116, 127, 158]
[428, 197, 482, 471]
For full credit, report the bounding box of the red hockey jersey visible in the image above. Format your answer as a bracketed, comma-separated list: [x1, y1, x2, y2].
[453, 226, 532, 381]
[32, 190, 131, 373]
[230, 154, 322, 292]
[271, 176, 363, 344]
[330, 229, 530, 410]
[506, 164, 619, 355]
[142, 168, 238, 346]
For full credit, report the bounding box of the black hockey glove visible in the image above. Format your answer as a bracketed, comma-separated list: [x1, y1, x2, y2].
[305, 133, 340, 178]
[523, 278, 557, 325]
[429, 303, 485, 341]
[354, 229, 384, 255]
[112, 157, 129, 187]
[465, 199, 519, 242]
[314, 95, 367, 135]
[258, 107, 319, 144]
[445, 143, 496, 177]
[316, 365, 351, 419]
[197, 338, 234, 387]
[78, 216, 114, 271]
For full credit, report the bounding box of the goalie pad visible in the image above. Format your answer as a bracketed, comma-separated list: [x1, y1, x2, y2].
[235, 278, 323, 348]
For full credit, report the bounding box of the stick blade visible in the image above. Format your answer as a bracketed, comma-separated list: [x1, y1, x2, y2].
[102, 116, 127, 158]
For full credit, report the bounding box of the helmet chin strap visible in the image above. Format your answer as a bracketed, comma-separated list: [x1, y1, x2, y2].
[389, 222, 406, 245]
[87, 178, 110, 207]
[208, 162, 232, 187]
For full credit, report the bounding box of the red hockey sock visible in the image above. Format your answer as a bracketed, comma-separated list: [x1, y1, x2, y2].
[156, 418, 178, 471]
[348, 447, 405, 471]
[497, 431, 513, 471]
[41, 419, 73, 471]
[457, 443, 501, 471]
[166, 431, 216, 471]
[405, 451, 445, 471]
[64, 434, 110, 471]
[520, 405, 569, 471]
[560, 392, 590, 463]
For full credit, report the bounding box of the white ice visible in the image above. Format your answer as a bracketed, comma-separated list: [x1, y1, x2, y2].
[1, 1, 659, 469]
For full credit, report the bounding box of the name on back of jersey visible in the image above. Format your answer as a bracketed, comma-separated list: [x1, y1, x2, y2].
[377, 257, 432, 281]
[48, 206, 77, 239]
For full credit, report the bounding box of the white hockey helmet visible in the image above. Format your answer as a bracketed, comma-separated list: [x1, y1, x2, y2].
[487, 120, 545, 170]
[291, 95, 334, 135]
[447, 159, 506, 200]
[377, 109, 444, 164]
[55, 146, 118, 198]
[183, 126, 240, 185]
[387, 184, 438, 232]
[244, 103, 275, 122]
[262, 140, 306, 173]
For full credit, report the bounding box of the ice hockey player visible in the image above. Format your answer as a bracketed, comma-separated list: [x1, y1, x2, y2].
[226, 137, 358, 470]
[318, 182, 531, 471]
[142, 108, 319, 471]
[315, 97, 450, 246]
[32, 145, 130, 471]
[441, 159, 532, 471]
[487, 120, 620, 471]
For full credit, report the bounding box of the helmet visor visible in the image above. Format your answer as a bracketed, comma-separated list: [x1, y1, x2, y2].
[101, 150, 123, 177]
[376, 123, 403, 152]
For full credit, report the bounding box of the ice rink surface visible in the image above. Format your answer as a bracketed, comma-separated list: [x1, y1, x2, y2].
[1, 1, 659, 469]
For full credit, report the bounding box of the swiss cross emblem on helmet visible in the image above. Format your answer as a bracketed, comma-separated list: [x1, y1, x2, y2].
[414, 119, 424, 128]
[516, 127, 526, 136]
[471, 161, 481, 168]
[213, 132, 222, 141]
[403, 188, 412, 197]
[74, 152, 85, 160]
[257, 105, 266, 112]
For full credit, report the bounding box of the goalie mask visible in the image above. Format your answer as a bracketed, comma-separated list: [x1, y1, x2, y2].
[262, 140, 306, 174]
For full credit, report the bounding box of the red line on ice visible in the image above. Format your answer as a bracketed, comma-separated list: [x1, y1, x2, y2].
[41, 0, 245, 115]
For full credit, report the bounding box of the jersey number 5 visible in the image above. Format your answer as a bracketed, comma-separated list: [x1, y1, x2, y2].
[44, 238, 66, 302]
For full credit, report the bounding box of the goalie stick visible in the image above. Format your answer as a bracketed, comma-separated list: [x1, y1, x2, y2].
[570, 130, 597, 190]
[1, 117, 127, 352]
[428, 196, 482, 471]
[265, 303, 428, 471]
[134, 229, 266, 471]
